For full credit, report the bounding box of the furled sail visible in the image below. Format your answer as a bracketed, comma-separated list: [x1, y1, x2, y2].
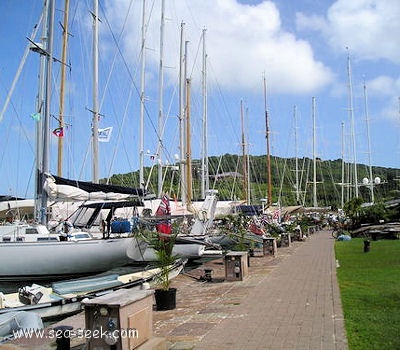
[44, 173, 145, 202]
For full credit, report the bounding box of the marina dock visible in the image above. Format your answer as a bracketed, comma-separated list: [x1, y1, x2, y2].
[4, 230, 347, 349]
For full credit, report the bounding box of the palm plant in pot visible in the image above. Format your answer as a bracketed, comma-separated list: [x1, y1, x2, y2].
[150, 225, 179, 311]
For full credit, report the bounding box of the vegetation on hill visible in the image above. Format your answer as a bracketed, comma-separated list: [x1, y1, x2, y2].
[105, 154, 400, 208]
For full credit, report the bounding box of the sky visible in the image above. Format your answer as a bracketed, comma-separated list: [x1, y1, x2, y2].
[0, 0, 399, 199]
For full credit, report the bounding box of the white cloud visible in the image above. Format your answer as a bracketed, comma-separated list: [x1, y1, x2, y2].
[103, 0, 333, 95]
[298, 0, 400, 63]
[296, 12, 327, 32]
[367, 75, 400, 97]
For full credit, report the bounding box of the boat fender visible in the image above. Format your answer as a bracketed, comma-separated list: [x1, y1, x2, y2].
[141, 282, 150, 290]
[0, 292, 4, 308]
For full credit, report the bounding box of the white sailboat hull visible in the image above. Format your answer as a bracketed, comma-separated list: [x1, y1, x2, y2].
[140, 243, 205, 261]
[0, 238, 147, 281]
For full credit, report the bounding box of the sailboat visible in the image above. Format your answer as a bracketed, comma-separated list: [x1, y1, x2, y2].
[0, 0, 148, 281]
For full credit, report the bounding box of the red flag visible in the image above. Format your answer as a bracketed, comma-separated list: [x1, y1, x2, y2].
[155, 194, 171, 234]
[52, 127, 64, 137]
[156, 194, 171, 216]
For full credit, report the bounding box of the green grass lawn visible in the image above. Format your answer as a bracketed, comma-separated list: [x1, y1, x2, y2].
[335, 238, 400, 350]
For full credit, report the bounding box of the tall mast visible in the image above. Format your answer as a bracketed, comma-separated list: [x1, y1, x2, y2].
[347, 49, 359, 197]
[341, 121, 345, 209]
[185, 78, 192, 205]
[312, 97, 318, 208]
[157, 0, 165, 198]
[57, 0, 69, 177]
[363, 79, 374, 203]
[201, 28, 209, 199]
[294, 105, 300, 204]
[139, 0, 146, 189]
[40, 0, 55, 224]
[92, 0, 99, 183]
[263, 75, 272, 205]
[246, 107, 251, 204]
[240, 100, 248, 204]
[178, 23, 186, 206]
[34, 1, 48, 222]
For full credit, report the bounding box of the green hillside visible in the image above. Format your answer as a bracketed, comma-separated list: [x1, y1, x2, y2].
[105, 154, 400, 208]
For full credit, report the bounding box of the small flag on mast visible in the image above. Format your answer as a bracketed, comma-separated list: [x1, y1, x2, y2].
[98, 127, 113, 142]
[52, 127, 64, 137]
[31, 112, 41, 121]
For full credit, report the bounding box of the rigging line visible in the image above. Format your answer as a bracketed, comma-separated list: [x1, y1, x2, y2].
[99, 1, 159, 137]
[230, 156, 241, 201]
[105, 85, 135, 183]
[0, 10, 43, 122]
[0, 90, 37, 197]
[188, 33, 203, 79]
[207, 61, 241, 142]
[278, 113, 297, 204]
[78, 137, 92, 181]
[301, 158, 310, 206]
[277, 157, 288, 205]
[97, 0, 139, 115]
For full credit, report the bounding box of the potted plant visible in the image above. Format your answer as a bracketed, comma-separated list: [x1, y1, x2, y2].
[149, 226, 178, 311]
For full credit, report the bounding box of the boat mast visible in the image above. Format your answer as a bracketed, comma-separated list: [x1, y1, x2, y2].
[263, 75, 272, 205]
[139, 0, 146, 189]
[178, 23, 186, 207]
[312, 97, 318, 208]
[201, 28, 209, 199]
[92, 0, 99, 183]
[240, 100, 249, 204]
[157, 0, 165, 198]
[57, 0, 69, 177]
[341, 121, 345, 209]
[347, 49, 359, 198]
[34, 2, 48, 222]
[294, 105, 300, 204]
[40, 0, 55, 224]
[363, 79, 374, 203]
[246, 107, 251, 204]
[186, 78, 192, 205]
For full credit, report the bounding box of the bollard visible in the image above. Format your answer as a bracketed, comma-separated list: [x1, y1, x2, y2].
[54, 325, 73, 350]
[202, 268, 213, 282]
[363, 240, 370, 253]
[247, 249, 254, 267]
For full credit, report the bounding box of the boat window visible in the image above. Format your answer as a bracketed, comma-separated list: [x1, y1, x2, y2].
[37, 237, 58, 241]
[26, 228, 38, 235]
[2, 237, 11, 242]
[16, 237, 25, 242]
[73, 233, 90, 239]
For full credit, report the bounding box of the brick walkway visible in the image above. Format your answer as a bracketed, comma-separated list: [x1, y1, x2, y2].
[5, 230, 348, 350]
[193, 231, 348, 350]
